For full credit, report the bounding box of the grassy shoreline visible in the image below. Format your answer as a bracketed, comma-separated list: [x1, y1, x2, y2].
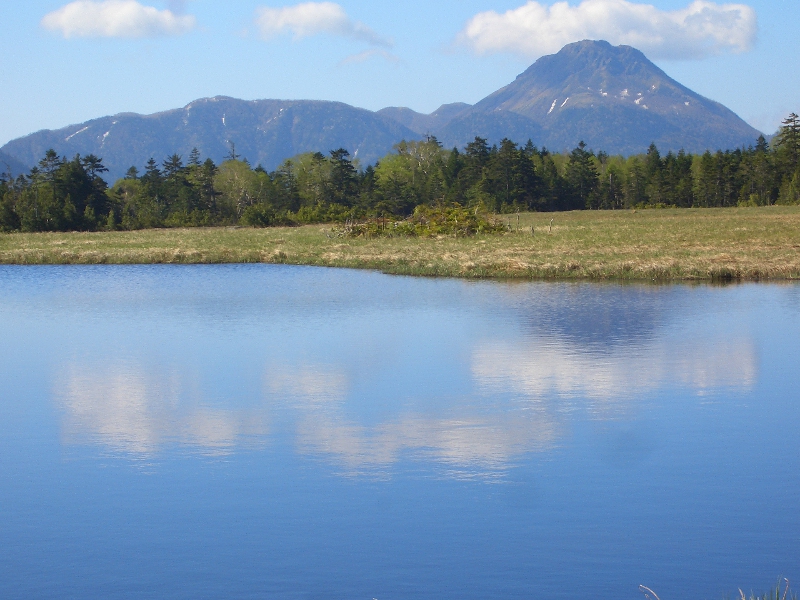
[1, 206, 799, 281]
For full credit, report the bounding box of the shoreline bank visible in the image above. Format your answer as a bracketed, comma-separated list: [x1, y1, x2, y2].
[1, 207, 799, 281]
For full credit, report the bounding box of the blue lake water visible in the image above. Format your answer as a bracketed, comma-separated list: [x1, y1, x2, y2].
[0, 265, 798, 600]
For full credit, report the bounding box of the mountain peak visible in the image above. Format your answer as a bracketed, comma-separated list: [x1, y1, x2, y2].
[456, 39, 760, 154]
[513, 39, 663, 89]
[558, 38, 638, 55]
[0, 40, 763, 177]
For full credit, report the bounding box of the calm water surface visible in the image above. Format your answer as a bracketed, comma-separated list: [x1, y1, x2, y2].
[0, 265, 798, 600]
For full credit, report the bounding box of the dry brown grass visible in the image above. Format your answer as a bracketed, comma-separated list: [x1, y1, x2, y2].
[2, 206, 799, 280]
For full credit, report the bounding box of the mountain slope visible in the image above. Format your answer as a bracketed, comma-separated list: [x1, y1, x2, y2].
[0, 150, 26, 177]
[435, 110, 545, 150]
[465, 40, 761, 153]
[1, 40, 764, 181]
[1, 97, 419, 182]
[377, 103, 472, 135]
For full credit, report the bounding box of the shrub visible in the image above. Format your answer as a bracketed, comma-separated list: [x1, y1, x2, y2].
[333, 204, 505, 238]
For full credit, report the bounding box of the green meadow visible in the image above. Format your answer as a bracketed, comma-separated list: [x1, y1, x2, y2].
[2, 206, 799, 281]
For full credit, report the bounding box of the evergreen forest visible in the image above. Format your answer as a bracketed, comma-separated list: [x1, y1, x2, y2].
[1, 114, 799, 233]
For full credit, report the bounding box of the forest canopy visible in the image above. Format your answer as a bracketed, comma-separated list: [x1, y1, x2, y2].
[2, 113, 799, 233]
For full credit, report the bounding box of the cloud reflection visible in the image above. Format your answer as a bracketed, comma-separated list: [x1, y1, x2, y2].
[54, 330, 757, 475]
[266, 365, 560, 477]
[473, 335, 757, 411]
[56, 363, 270, 456]
[265, 333, 757, 477]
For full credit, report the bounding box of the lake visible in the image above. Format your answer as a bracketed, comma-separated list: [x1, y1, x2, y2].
[0, 265, 798, 600]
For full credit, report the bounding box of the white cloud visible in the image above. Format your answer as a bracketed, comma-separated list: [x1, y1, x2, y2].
[458, 0, 757, 60]
[41, 0, 196, 39]
[255, 2, 391, 47]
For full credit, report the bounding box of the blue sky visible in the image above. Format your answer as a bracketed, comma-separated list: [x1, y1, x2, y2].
[1, 0, 798, 146]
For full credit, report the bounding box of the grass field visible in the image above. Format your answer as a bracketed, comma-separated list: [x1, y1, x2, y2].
[1, 206, 799, 280]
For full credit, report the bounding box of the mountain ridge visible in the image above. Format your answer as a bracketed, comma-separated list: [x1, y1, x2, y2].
[446, 39, 760, 154]
[1, 40, 764, 181]
[376, 103, 472, 135]
[1, 97, 420, 182]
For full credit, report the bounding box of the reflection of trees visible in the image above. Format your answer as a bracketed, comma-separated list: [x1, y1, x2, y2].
[509, 284, 681, 349]
[56, 363, 270, 456]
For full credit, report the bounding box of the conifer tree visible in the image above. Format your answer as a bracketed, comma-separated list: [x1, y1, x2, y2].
[81, 154, 108, 180]
[565, 141, 598, 209]
[328, 148, 358, 205]
[225, 142, 240, 162]
[163, 154, 184, 178]
[144, 158, 161, 182]
[37, 149, 62, 183]
[775, 112, 800, 177]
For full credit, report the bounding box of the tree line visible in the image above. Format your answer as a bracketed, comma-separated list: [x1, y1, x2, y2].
[1, 113, 799, 233]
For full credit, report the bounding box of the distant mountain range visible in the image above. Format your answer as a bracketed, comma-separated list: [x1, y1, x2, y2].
[1, 99, 418, 182]
[1, 40, 763, 182]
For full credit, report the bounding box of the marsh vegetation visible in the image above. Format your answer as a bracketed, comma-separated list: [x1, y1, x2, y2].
[2, 206, 798, 280]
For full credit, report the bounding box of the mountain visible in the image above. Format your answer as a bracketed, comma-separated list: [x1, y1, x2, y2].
[0, 150, 26, 177]
[377, 103, 472, 135]
[377, 41, 762, 154]
[1, 97, 418, 182]
[1, 40, 763, 181]
[433, 40, 761, 153]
